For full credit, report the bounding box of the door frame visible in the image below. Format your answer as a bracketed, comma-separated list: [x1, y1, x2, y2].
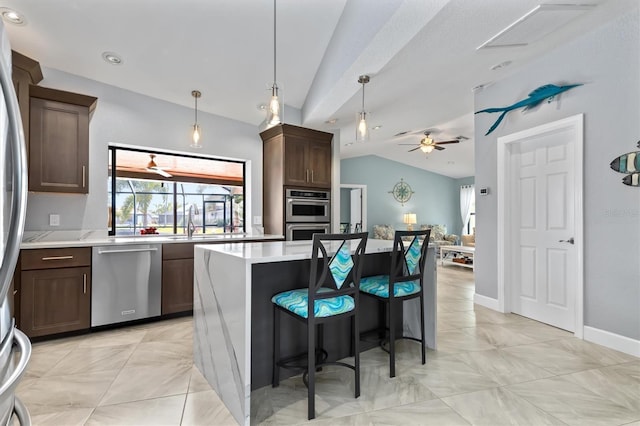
[340, 184, 367, 233]
[496, 114, 584, 337]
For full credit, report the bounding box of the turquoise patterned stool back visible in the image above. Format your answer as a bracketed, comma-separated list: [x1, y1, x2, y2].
[308, 232, 368, 317]
[391, 229, 431, 284]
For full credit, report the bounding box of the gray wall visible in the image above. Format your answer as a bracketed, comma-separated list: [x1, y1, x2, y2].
[341, 155, 461, 236]
[25, 68, 268, 232]
[474, 5, 640, 340]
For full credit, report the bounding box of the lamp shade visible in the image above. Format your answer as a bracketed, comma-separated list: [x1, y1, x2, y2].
[403, 213, 417, 224]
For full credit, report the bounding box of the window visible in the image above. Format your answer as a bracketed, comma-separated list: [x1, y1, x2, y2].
[108, 147, 245, 236]
[467, 195, 476, 235]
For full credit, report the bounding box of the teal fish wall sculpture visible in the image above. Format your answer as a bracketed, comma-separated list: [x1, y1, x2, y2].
[610, 141, 640, 187]
[475, 83, 583, 136]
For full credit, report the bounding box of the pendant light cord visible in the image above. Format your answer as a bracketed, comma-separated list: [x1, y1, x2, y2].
[273, 0, 277, 84]
[195, 95, 198, 124]
[361, 81, 365, 112]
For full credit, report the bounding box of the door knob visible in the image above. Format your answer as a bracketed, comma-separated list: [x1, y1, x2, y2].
[559, 237, 574, 244]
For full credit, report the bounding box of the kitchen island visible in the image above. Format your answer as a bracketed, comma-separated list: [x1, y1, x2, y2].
[193, 239, 437, 425]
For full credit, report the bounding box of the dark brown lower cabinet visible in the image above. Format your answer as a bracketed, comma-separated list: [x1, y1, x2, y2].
[20, 266, 91, 337]
[162, 243, 195, 315]
[162, 258, 194, 314]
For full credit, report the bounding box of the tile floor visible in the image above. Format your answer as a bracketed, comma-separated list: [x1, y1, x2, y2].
[15, 265, 639, 425]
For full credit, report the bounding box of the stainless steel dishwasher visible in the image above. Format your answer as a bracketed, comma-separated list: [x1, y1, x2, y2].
[91, 243, 162, 327]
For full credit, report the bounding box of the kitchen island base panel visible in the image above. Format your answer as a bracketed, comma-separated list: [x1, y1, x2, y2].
[194, 250, 249, 426]
[193, 241, 436, 426]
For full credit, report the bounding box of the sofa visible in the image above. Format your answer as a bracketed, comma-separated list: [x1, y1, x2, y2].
[372, 224, 458, 247]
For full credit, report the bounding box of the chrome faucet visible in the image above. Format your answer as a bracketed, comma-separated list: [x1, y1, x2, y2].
[187, 204, 199, 238]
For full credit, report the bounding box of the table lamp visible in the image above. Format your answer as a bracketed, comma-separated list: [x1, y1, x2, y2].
[403, 213, 417, 231]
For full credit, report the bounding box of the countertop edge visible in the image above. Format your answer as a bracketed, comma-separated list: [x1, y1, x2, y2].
[20, 234, 284, 249]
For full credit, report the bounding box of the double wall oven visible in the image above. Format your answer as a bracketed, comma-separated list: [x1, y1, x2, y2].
[285, 188, 330, 240]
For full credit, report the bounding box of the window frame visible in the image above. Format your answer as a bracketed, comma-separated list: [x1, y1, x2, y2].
[108, 146, 246, 236]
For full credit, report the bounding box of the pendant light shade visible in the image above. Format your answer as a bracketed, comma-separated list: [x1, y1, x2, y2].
[266, 0, 282, 127]
[190, 90, 202, 148]
[356, 75, 370, 142]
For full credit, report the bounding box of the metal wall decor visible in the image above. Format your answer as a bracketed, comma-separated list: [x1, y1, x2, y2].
[389, 178, 414, 206]
[610, 140, 640, 187]
[475, 83, 583, 136]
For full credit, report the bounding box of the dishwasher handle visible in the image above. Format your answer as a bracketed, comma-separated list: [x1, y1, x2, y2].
[97, 247, 159, 255]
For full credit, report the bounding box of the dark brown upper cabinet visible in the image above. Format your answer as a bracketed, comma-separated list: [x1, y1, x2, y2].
[29, 85, 97, 194]
[260, 124, 333, 190]
[11, 51, 43, 151]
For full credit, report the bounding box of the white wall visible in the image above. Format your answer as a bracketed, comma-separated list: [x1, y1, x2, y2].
[25, 67, 266, 232]
[474, 4, 640, 340]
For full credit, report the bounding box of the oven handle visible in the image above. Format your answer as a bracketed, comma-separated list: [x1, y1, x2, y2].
[286, 223, 330, 229]
[286, 199, 330, 205]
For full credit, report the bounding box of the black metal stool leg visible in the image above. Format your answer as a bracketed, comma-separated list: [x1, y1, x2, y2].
[308, 320, 316, 420]
[272, 306, 280, 387]
[388, 297, 396, 378]
[420, 293, 426, 365]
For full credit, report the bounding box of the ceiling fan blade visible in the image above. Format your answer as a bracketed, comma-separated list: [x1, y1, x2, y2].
[146, 167, 173, 178]
[408, 146, 422, 152]
[435, 140, 460, 145]
[399, 143, 420, 146]
[434, 146, 446, 151]
[155, 169, 173, 178]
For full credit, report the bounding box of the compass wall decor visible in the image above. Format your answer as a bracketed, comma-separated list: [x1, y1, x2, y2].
[389, 178, 414, 206]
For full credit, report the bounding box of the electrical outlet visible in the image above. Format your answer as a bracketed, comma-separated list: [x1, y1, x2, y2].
[253, 216, 262, 225]
[49, 214, 60, 226]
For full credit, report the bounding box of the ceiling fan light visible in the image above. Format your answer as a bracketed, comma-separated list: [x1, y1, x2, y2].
[423, 145, 435, 153]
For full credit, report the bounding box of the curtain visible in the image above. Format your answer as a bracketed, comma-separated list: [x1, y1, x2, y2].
[460, 185, 475, 235]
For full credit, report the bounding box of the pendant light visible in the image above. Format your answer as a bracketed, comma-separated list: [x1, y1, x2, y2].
[356, 75, 370, 142]
[191, 90, 202, 148]
[266, 0, 282, 126]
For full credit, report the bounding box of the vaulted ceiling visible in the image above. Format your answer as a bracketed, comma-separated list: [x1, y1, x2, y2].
[2, 0, 631, 178]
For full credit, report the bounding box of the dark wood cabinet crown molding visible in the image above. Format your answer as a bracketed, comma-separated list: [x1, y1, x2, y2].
[30, 85, 97, 113]
[11, 50, 43, 84]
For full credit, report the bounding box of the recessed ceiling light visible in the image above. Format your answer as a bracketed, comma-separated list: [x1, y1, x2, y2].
[372, 125, 382, 130]
[0, 8, 25, 25]
[491, 60, 512, 71]
[102, 51, 123, 65]
[257, 104, 267, 111]
[325, 118, 338, 124]
[447, 161, 455, 165]
[345, 142, 354, 146]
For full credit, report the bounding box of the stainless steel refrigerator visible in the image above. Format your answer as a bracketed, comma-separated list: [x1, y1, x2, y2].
[0, 19, 32, 425]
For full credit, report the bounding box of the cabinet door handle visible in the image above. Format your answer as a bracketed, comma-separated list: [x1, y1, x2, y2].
[82, 166, 86, 188]
[311, 170, 314, 182]
[83, 273, 87, 294]
[305, 169, 309, 182]
[42, 255, 74, 261]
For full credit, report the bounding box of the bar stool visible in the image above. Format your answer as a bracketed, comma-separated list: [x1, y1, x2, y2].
[359, 229, 430, 377]
[271, 232, 368, 420]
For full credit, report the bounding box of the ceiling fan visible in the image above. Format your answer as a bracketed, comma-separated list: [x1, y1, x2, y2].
[400, 132, 461, 154]
[146, 154, 173, 178]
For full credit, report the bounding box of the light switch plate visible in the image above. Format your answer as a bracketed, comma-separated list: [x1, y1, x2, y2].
[49, 214, 60, 226]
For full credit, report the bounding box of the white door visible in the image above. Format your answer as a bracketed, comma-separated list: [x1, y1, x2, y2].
[498, 115, 583, 334]
[350, 188, 362, 232]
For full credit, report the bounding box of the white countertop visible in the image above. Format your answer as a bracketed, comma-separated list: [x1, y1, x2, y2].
[196, 238, 397, 264]
[21, 231, 283, 249]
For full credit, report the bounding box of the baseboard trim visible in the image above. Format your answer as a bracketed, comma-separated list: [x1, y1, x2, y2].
[583, 326, 640, 358]
[473, 293, 500, 311]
